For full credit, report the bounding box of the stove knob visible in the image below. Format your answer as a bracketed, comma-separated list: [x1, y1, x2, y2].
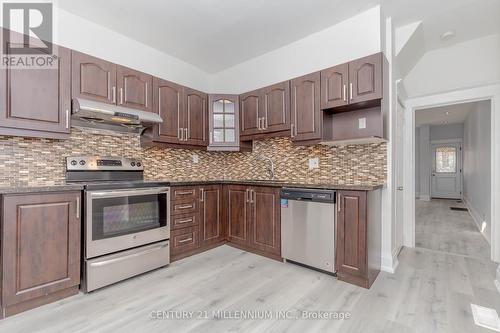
[79, 160, 86, 166]
[136, 162, 142, 167]
[131, 162, 136, 167]
[70, 160, 77, 166]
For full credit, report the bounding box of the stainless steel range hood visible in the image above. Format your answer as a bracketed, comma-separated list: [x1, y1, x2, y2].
[71, 98, 162, 134]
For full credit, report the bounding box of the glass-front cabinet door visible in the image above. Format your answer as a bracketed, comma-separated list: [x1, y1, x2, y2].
[208, 94, 239, 151]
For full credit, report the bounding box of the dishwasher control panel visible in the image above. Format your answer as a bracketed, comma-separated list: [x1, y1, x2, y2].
[281, 188, 336, 203]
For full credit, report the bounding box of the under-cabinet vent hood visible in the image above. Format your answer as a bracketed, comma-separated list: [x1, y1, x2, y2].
[71, 98, 162, 134]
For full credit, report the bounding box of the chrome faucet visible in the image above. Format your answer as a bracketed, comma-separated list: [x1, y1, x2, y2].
[257, 154, 275, 180]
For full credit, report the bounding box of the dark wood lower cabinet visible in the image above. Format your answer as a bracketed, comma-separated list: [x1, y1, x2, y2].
[336, 190, 381, 288]
[0, 192, 81, 317]
[170, 185, 224, 261]
[225, 185, 281, 260]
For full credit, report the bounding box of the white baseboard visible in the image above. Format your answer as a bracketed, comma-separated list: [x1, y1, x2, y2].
[463, 195, 491, 244]
[381, 248, 400, 273]
[419, 194, 430, 201]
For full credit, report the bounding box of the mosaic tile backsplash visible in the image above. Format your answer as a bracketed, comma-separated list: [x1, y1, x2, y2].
[0, 128, 386, 187]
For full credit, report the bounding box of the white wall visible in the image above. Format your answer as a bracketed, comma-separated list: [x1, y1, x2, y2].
[403, 34, 500, 98]
[51, 7, 211, 91]
[210, 6, 382, 93]
[416, 125, 431, 200]
[463, 101, 492, 242]
[430, 123, 464, 141]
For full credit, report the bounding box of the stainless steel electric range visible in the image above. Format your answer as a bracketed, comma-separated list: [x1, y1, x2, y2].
[66, 156, 170, 292]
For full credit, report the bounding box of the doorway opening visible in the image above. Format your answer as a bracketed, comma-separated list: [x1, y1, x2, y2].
[414, 101, 491, 259]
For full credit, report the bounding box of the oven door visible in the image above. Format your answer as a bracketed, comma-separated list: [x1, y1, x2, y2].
[85, 187, 170, 259]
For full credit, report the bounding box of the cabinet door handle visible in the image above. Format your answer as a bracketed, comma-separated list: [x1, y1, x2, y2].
[337, 195, 341, 212]
[185, 128, 189, 141]
[76, 196, 80, 218]
[343, 84, 347, 102]
[177, 204, 193, 210]
[66, 109, 70, 129]
[177, 190, 194, 195]
[112, 86, 116, 104]
[250, 189, 255, 203]
[257, 117, 261, 130]
[245, 189, 249, 203]
[177, 218, 193, 224]
[349, 83, 353, 101]
[119, 88, 124, 105]
[145, 84, 148, 108]
[178, 237, 193, 244]
[264, 117, 267, 129]
[290, 123, 295, 138]
[200, 188, 204, 202]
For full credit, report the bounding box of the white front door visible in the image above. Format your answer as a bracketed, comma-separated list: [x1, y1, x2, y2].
[431, 142, 462, 199]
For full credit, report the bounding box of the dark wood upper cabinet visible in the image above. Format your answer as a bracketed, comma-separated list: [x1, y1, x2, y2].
[261, 81, 290, 133]
[321, 62, 349, 109]
[349, 53, 383, 105]
[185, 88, 208, 146]
[0, 30, 71, 138]
[290, 72, 322, 142]
[226, 185, 249, 247]
[116, 66, 153, 112]
[199, 185, 224, 247]
[240, 91, 260, 136]
[153, 77, 184, 144]
[1, 192, 81, 309]
[249, 187, 281, 256]
[72, 51, 116, 105]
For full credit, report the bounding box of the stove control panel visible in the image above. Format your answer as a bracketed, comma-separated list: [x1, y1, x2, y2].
[66, 156, 144, 171]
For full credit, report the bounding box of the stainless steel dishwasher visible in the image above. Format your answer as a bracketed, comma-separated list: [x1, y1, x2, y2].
[281, 188, 336, 274]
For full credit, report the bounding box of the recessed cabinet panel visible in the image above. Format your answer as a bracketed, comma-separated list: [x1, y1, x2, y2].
[0, 42, 71, 136]
[199, 185, 224, 246]
[185, 88, 208, 146]
[262, 81, 290, 133]
[153, 78, 184, 144]
[349, 53, 382, 104]
[290, 72, 321, 142]
[72, 51, 116, 105]
[249, 187, 280, 256]
[321, 63, 349, 109]
[227, 185, 249, 246]
[240, 92, 260, 136]
[117, 66, 153, 112]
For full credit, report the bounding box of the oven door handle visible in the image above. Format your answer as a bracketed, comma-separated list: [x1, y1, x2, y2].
[89, 187, 170, 198]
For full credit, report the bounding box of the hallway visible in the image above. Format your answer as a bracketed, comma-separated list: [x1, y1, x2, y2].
[415, 199, 490, 260]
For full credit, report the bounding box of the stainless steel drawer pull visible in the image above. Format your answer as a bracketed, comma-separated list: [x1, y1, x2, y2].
[178, 237, 193, 244]
[177, 204, 193, 209]
[177, 218, 193, 224]
[76, 196, 80, 218]
[177, 191, 194, 195]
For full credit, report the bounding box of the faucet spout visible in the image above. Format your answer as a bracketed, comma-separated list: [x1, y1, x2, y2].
[257, 155, 275, 180]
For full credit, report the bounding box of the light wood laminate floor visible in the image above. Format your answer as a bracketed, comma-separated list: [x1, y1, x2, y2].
[416, 199, 490, 259]
[1, 245, 498, 333]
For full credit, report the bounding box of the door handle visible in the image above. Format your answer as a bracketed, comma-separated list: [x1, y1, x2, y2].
[66, 109, 70, 129]
[397, 186, 404, 191]
[178, 237, 193, 244]
[246, 189, 249, 203]
[177, 218, 193, 224]
[184, 128, 189, 141]
[119, 88, 124, 105]
[290, 123, 295, 138]
[349, 83, 353, 101]
[76, 196, 80, 218]
[343, 84, 347, 102]
[112, 86, 116, 104]
[200, 188, 204, 202]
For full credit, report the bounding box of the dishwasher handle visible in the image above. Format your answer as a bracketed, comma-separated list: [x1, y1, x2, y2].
[281, 188, 336, 203]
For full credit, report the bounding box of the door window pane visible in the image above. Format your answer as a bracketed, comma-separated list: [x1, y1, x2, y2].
[225, 114, 235, 127]
[225, 129, 235, 142]
[213, 114, 224, 127]
[436, 147, 456, 173]
[213, 129, 224, 142]
[213, 100, 224, 113]
[224, 100, 235, 113]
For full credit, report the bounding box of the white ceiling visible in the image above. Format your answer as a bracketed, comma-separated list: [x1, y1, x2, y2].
[56, 0, 379, 73]
[415, 102, 479, 127]
[56, 0, 500, 74]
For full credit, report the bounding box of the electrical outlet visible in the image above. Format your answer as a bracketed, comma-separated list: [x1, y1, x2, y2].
[192, 154, 199, 164]
[358, 117, 366, 129]
[309, 157, 319, 170]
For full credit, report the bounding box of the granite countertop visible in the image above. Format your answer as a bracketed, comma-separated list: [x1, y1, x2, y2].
[0, 184, 84, 194]
[0, 180, 384, 194]
[166, 180, 385, 191]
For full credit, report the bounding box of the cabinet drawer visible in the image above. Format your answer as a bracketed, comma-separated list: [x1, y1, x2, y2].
[171, 200, 198, 215]
[172, 187, 198, 202]
[171, 226, 200, 255]
[171, 212, 199, 230]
